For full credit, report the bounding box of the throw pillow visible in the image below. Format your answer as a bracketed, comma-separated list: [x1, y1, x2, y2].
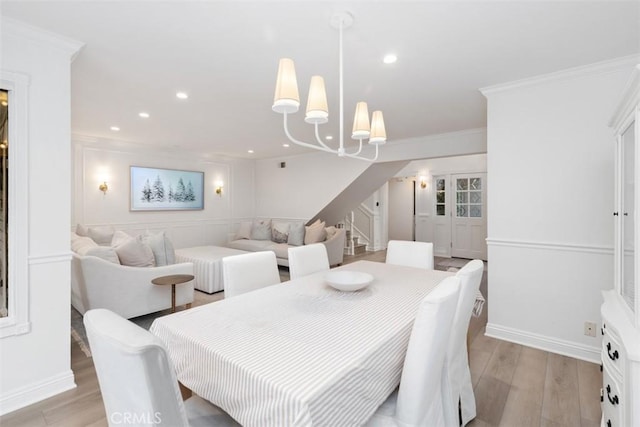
[85, 246, 121, 264]
[139, 231, 175, 266]
[71, 235, 99, 255]
[115, 238, 155, 267]
[304, 221, 326, 245]
[287, 222, 305, 246]
[251, 219, 272, 240]
[235, 221, 252, 240]
[88, 226, 115, 246]
[325, 226, 338, 240]
[271, 221, 290, 244]
[111, 230, 133, 248]
[75, 224, 89, 237]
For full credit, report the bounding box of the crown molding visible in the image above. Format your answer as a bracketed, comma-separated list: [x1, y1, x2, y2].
[480, 54, 640, 96]
[1, 17, 84, 61]
[609, 64, 640, 131]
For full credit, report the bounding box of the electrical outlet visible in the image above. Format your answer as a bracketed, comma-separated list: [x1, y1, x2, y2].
[584, 321, 597, 337]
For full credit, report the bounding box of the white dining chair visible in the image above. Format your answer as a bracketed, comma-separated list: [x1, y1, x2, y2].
[446, 259, 484, 426]
[385, 240, 434, 270]
[84, 308, 237, 427]
[287, 243, 330, 280]
[222, 251, 280, 298]
[366, 276, 461, 427]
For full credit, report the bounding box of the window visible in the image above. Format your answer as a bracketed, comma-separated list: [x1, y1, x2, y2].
[456, 177, 482, 218]
[435, 178, 446, 216]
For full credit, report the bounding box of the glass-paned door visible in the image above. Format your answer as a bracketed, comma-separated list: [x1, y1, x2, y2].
[433, 176, 451, 257]
[452, 173, 487, 260]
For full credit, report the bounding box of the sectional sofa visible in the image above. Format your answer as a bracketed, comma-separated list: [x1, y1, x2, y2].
[226, 219, 346, 267]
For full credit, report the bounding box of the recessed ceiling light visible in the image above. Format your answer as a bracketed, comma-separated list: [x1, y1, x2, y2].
[325, 135, 333, 140]
[110, 126, 120, 131]
[383, 54, 397, 64]
[139, 112, 150, 118]
[248, 149, 254, 154]
[176, 92, 188, 100]
[283, 144, 290, 148]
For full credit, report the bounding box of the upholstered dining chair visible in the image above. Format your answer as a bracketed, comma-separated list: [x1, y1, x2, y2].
[385, 240, 434, 270]
[287, 243, 330, 280]
[222, 251, 280, 299]
[366, 276, 461, 427]
[446, 259, 484, 426]
[84, 308, 238, 427]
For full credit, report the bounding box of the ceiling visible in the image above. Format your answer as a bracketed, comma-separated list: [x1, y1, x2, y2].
[1, 1, 639, 159]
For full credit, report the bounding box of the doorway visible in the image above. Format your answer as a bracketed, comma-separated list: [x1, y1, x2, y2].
[388, 178, 415, 241]
[432, 173, 487, 260]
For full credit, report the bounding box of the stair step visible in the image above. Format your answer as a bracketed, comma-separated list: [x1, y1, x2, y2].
[354, 243, 367, 255]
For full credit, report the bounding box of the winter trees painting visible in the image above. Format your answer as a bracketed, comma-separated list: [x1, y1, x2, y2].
[130, 166, 204, 210]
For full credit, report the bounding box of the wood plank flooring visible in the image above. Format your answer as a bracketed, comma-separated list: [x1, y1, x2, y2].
[0, 251, 602, 426]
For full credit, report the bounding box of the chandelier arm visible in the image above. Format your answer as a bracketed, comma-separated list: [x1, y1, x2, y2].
[313, 123, 336, 151]
[344, 138, 363, 156]
[283, 112, 336, 154]
[343, 143, 379, 162]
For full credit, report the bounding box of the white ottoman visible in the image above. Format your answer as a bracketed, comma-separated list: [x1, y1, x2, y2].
[175, 246, 248, 294]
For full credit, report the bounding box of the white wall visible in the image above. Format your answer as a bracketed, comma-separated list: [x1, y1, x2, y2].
[255, 129, 486, 224]
[254, 151, 369, 220]
[72, 140, 256, 248]
[483, 57, 637, 362]
[0, 20, 83, 414]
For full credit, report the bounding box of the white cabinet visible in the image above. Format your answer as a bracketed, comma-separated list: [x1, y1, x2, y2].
[602, 64, 640, 427]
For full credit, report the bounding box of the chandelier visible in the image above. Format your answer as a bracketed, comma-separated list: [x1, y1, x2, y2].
[272, 12, 387, 162]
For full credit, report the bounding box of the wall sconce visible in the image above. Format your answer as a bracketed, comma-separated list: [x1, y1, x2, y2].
[99, 181, 108, 195]
[215, 181, 224, 197]
[419, 176, 427, 189]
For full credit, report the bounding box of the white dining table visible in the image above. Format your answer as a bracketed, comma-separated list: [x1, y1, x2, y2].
[150, 260, 453, 427]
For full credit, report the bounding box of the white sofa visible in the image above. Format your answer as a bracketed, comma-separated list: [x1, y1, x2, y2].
[71, 228, 195, 319]
[71, 253, 195, 319]
[227, 222, 346, 267]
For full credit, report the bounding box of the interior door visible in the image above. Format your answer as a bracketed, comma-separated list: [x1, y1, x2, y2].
[432, 176, 451, 257]
[451, 174, 487, 260]
[388, 178, 415, 241]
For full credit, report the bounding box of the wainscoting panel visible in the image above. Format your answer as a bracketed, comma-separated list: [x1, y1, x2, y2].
[487, 239, 613, 363]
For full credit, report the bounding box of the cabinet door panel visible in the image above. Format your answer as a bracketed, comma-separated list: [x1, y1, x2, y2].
[621, 121, 635, 312]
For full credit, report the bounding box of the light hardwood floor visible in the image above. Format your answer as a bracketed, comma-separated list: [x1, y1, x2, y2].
[0, 251, 602, 426]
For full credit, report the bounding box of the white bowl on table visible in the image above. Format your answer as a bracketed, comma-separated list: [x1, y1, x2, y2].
[325, 270, 374, 292]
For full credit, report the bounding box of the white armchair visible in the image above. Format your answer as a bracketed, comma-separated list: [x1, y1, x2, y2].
[71, 253, 195, 319]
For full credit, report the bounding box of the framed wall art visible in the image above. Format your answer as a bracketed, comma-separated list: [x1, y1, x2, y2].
[130, 166, 204, 211]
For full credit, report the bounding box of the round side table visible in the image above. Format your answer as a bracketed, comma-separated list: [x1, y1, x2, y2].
[151, 274, 194, 313]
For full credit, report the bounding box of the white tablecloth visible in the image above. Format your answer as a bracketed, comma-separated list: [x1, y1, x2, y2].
[175, 246, 248, 293]
[150, 260, 453, 426]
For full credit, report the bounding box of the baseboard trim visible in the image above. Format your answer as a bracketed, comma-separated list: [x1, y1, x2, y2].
[0, 370, 76, 416]
[485, 323, 601, 364]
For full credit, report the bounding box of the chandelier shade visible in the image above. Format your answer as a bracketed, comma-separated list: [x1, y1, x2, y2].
[352, 102, 370, 139]
[305, 76, 329, 124]
[369, 110, 387, 144]
[271, 12, 387, 161]
[272, 58, 300, 114]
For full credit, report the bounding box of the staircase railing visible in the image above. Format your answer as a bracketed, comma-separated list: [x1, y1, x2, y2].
[344, 204, 374, 254]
